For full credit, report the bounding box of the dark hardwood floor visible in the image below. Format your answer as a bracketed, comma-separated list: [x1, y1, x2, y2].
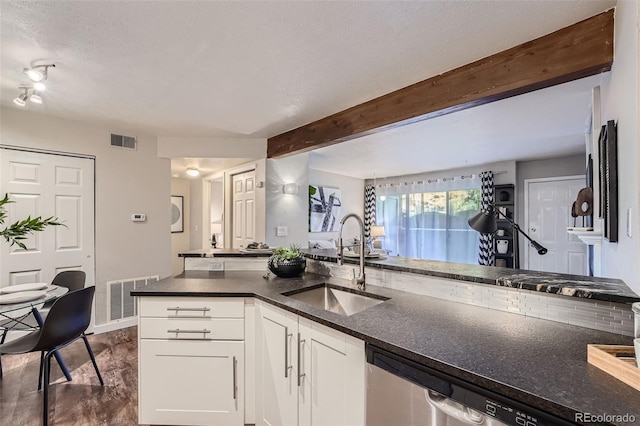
[1, 326, 138, 425]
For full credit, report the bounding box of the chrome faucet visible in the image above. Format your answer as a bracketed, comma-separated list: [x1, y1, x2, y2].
[337, 213, 366, 290]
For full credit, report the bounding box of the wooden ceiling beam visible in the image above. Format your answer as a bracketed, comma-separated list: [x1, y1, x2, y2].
[267, 10, 614, 158]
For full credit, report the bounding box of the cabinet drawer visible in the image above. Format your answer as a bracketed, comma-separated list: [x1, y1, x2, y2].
[140, 317, 244, 340]
[139, 297, 244, 318]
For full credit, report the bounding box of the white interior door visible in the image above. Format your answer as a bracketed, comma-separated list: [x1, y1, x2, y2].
[0, 148, 95, 289]
[525, 176, 587, 274]
[232, 170, 255, 249]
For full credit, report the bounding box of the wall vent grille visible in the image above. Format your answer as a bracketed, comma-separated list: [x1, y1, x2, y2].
[110, 133, 137, 150]
[107, 275, 159, 322]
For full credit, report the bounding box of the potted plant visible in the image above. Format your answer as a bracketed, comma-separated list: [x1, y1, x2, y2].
[0, 193, 63, 248]
[267, 245, 306, 278]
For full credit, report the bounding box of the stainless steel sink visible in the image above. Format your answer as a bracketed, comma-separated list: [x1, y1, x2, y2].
[284, 284, 388, 316]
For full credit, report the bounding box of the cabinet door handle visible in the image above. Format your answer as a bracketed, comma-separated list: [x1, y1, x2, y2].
[297, 333, 305, 387]
[232, 356, 237, 400]
[284, 327, 291, 378]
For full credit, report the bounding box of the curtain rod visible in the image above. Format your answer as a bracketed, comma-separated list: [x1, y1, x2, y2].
[373, 170, 507, 188]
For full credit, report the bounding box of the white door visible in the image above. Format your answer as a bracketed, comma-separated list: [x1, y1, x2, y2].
[0, 148, 95, 287]
[232, 170, 255, 249]
[525, 176, 587, 274]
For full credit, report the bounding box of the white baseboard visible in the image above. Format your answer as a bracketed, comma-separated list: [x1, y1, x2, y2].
[93, 317, 137, 334]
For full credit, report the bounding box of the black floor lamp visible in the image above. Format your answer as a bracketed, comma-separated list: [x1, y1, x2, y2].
[468, 206, 548, 255]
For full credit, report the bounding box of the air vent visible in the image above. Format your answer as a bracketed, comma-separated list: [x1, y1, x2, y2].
[110, 133, 137, 150]
[107, 275, 159, 322]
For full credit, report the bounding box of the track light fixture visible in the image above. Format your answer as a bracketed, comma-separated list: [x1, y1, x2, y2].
[14, 63, 55, 107]
[30, 92, 43, 104]
[23, 64, 55, 82]
[13, 88, 29, 107]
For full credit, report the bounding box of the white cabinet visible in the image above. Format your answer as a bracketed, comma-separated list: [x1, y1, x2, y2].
[256, 301, 365, 426]
[138, 297, 245, 426]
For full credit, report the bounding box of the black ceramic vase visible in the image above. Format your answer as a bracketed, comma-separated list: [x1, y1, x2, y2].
[267, 256, 306, 278]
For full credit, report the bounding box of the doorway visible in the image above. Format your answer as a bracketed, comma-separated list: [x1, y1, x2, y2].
[524, 176, 587, 274]
[231, 169, 256, 249]
[209, 175, 224, 248]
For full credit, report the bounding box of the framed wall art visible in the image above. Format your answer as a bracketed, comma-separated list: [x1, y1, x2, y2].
[171, 195, 184, 233]
[309, 185, 342, 232]
[598, 120, 618, 242]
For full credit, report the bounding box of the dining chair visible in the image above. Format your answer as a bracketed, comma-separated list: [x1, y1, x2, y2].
[0, 270, 86, 379]
[0, 286, 104, 426]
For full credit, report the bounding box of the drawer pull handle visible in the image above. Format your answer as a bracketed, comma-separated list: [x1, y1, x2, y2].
[167, 329, 211, 334]
[166, 307, 211, 312]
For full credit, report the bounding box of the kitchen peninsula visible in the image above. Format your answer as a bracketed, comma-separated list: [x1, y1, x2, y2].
[132, 255, 639, 426]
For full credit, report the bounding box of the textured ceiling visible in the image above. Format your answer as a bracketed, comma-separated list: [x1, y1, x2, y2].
[0, 1, 616, 176]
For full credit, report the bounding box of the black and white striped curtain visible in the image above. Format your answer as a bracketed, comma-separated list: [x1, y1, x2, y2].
[477, 171, 495, 265]
[364, 184, 376, 238]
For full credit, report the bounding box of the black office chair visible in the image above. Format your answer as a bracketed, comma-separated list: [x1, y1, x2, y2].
[0, 286, 104, 426]
[0, 271, 86, 379]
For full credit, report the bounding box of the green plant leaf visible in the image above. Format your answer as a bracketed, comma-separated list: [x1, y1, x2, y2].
[0, 193, 65, 248]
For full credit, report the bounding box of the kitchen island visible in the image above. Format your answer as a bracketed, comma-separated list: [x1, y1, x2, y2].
[132, 270, 638, 426]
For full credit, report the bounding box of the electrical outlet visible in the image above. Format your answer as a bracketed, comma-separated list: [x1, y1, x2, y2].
[209, 261, 224, 271]
[276, 226, 288, 236]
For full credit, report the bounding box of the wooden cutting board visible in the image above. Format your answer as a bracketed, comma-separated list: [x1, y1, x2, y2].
[587, 345, 640, 392]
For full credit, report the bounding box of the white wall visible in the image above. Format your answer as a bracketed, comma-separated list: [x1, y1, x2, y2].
[308, 169, 365, 244]
[599, 1, 640, 293]
[171, 178, 191, 275]
[0, 107, 172, 325]
[265, 153, 309, 248]
[157, 136, 267, 158]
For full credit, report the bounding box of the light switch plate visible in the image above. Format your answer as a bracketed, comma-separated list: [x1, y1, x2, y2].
[627, 208, 632, 237]
[276, 226, 288, 236]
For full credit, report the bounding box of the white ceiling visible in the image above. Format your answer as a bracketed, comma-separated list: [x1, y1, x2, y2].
[0, 0, 616, 177]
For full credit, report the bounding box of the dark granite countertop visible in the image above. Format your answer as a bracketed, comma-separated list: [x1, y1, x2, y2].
[303, 249, 640, 304]
[179, 248, 272, 258]
[131, 271, 638, 426]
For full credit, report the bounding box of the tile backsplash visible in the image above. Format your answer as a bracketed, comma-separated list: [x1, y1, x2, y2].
[307, 260, 634, 337]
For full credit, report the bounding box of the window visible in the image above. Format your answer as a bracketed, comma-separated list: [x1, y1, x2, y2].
[376, 189, 481, 264]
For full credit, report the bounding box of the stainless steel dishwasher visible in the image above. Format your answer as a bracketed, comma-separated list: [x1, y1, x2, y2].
[366, 344, 576, 426]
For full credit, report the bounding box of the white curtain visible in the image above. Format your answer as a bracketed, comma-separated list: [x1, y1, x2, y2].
[376, 175, 481, 263]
